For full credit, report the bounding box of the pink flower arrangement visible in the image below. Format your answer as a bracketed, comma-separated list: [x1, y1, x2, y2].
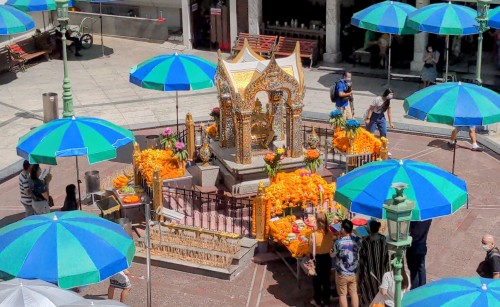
[162, 128, 173, 137]
[209, 107, 221, 120]
[175, 142, 185, 150]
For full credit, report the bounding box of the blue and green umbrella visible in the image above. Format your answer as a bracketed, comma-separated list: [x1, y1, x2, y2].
[488, 6, 500, 29]
[404, 82, 500, 126]
[0, 5, 35, 35]
[351, 1, 417, 85]
[403, 277, 500, 306]
[0, 211, 135, 289]
[5, 0, 74, 12]
[130, 53, 216, 133]
[407, 2, 479, 80]
[334, 159, 468, 221]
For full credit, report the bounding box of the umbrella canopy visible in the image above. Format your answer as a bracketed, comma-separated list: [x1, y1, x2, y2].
[407, 2, 479, 35]
[5, 0, 74, 12]
[403, 277, 500, 306]
[0, 211, 135, 289]
[334, 159, 467, 220]
[0, 5, 35, 35]
[0, 278, 82, 307]
[488, 6, 500, 29]
[16, 116, 135, 165]
[404, 82, 500, 126]
[351, 0, 418, 35]
[60, 298, 129, 306]
[130, 53, 216, 91]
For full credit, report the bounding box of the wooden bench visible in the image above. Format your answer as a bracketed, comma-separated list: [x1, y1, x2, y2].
[7, 43, 50, 72]
[273, 37, 318, 68]
[231, 33, 277, 58]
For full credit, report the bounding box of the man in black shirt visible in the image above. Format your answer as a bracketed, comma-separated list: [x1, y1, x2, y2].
[407, 220, 432, 289]
[479, 234, 500, 279]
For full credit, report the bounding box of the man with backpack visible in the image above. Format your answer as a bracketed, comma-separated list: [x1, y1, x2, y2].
[331, 72, 354, 119]
[477, 234, 500, 279]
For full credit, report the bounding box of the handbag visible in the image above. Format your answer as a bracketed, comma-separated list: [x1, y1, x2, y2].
[301, 232, 317, 276]
[424, 63, 433, 68]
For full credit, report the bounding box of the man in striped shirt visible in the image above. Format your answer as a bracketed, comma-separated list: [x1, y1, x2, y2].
[19, 160, 34, 217]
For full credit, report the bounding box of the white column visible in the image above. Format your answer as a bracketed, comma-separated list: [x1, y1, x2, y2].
[323, 0, 342, 63]
[230, 0, 238, 45]
[181, 0, 192, 49]
[248, 0, 262, 35]
[410, 0, 430, 71]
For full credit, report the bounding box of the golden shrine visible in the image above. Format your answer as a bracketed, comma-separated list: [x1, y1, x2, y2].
[214, 39, 306, 165]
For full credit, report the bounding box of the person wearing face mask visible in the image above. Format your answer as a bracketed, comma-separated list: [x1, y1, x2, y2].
[334, 72, 354, 119]
[61, 184, 78, 211]
[28, 164, 51, 215]
[365, 88, 394, 140]
[421, 44, 440, 88]
[476, 234, 500, 279]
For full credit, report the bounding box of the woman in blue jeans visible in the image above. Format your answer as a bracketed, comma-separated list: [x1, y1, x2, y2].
[364, 88, 394, 138]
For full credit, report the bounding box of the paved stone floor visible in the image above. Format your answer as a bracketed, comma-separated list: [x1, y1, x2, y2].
[0, 127, 498, 306]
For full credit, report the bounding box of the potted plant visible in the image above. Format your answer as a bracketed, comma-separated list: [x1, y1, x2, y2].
[263, 147, 285, 182]
[304, 149, 322, 173]
[160, 127, 177, 150]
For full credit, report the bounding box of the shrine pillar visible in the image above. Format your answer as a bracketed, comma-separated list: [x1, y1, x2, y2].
[219, 94, 233, 148]
[235, 111, 253, 164]
[270, 90, 285, 142]
[287, 106, 303, 158]
[324, 0, 342, 63]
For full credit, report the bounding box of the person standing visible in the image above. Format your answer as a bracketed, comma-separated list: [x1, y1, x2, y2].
[332, 219, 360, 307]
[448, 126, 482, 152]
[28, 164, 51, 215]
[334, 72, 354, 119]
[309, 212, 334, 306]
[378, 254, 411, 307]
[108, 270, 132, 303]
[477, 234, 500, 279]
[358, 220, 390, 306]
[406, 220, 432, 289]
[421, 44, 440, 88]
[19, 160, 34, 217]
[364, 88, 395, 138]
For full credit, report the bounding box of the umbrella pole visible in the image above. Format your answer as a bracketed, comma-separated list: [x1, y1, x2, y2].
[145, 201, 152, 307]
[100, 3, 104, 57]
[445, 35, 449, 82]
[76, 156, 82, 210]
[176, 91, 179, 134]
[452, 141, 456, 175]
[387, 34, 392, 87]
[42, 11, 46, 31]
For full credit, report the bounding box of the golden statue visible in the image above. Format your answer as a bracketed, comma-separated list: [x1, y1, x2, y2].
[251, 98, 275, 148]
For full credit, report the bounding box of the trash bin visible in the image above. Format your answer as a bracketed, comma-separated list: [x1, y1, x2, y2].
[85, 170, 100, 194]
[117, 218, 133, 238]
[42, 93, 58, 123]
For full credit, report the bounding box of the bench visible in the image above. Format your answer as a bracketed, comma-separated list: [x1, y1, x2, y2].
[273, 37, 318, 68]
[231, 33, 277, 58]
[7, 43, 50, 72]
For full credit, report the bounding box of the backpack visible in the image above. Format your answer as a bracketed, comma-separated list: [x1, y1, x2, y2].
[330, 81, 339, 102]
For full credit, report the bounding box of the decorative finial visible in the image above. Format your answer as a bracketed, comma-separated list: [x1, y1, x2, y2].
[72, 116, 76, 120]
[53, 215, 58, 221]
[399, 160, 403, 165]
[482, 283, 487, 290]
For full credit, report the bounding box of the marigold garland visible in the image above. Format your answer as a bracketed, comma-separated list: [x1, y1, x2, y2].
[133, 148, 184, 186]
[333, 127, 382, 156]
[268, 215, 313, 258]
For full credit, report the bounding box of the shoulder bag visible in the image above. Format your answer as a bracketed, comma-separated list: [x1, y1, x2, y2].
[301, 232, 317, 276]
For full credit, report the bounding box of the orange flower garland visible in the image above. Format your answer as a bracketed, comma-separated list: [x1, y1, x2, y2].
[133, 148, 184, 185]
[305, 149, 320, 160]
[205, 124, 217, 138]
[333, 127, 382, 156]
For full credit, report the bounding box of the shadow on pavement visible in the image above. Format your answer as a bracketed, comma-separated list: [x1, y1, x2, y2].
[51, 45, 114, 61]
[0, 71, 18, 86]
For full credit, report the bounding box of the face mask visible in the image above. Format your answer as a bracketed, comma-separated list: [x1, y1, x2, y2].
[386, 94, 394, 100]
[482, 244, 491, 251]
[427, 48, 432, 52]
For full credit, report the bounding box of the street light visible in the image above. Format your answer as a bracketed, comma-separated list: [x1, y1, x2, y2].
[475, 0, 492, 85]
[383, 182, 415, 307]
[55, 0, 74, 117]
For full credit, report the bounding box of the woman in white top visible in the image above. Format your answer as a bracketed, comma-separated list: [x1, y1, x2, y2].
[379, 256, 411, 307]
[365, 88, 394, 138]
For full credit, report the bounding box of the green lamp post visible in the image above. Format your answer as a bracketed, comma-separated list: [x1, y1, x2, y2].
[475, 0, 491, 85]
[55, 0, 74, 117]
[383, 182, 415, 307]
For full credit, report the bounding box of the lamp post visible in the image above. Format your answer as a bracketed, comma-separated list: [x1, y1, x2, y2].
[475, 0, 491, 85]
[383, 182, 415, 307]
[55, 0, 74, 117]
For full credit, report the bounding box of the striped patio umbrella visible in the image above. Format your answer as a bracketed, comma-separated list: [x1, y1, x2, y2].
[403, 277, 500, 306]
[130, 53, 216, 133]
[16, 116, 134, 208]
[5, 0, 74, 29]
[334, 159, 468, 221]
[0, 211, 135, 289]
[351, 0, 417, 85]
[0, 5, 35, 35]
[488, 6, 500, 29]
[407, 2, 479, 81]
